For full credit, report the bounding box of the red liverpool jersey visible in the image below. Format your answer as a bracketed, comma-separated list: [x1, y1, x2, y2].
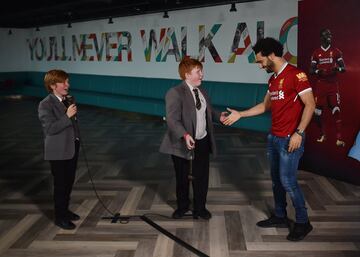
[311, 45, 343, 82]
[268, 64, 312, 137]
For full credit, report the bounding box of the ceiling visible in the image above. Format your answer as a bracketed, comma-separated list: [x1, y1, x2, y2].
[0, 0, 262, 29]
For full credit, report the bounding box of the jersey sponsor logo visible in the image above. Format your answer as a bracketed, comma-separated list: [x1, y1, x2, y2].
[296, 72, 308, 82]
[279, 90, 285, 99]
[270, 90, 285, 101]
[319, 57, 333, 64]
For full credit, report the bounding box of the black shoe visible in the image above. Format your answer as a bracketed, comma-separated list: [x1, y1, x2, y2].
[287, 221, 313, 241]
[193, 209, 212, 220]
[55, 219, 76, 230]
[67, 211, 80, 221]
[256, 215, 289, 228]
[172, 208, 189, 219]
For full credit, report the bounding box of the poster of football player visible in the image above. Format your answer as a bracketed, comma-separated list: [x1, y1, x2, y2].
[310, 28, 346, 147]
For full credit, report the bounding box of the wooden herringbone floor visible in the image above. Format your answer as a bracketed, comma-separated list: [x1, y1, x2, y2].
[0, 96, 359, 257]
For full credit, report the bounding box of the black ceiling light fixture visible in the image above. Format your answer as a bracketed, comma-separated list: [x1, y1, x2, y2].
[163, 0, 169, 18]
[108, 17, 114, 24]
[230, 3, 237, 12]
[67, 11, 72, 28]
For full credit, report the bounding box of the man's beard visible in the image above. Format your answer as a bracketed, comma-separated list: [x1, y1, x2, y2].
[265, 59, 275, 73]
[265, 67, 273, 73]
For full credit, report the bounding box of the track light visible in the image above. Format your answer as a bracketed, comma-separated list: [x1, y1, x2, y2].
[163, 11, 169, 18]
[67, 11, 72, 28]
[108, 17, 113, 24]
[230, 3, 237, 12]
[8, 29, 12, 35]
[36, 26, 40, 31]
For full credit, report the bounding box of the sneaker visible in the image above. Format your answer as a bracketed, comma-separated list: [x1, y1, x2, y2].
[256, 215, 289, 228]
[316, 135, 326, 143]
[54, 219, 76, 230]
[336, 139, 345, 147]
[67, 210, 80, 221]
[286, 221, 313, 241]
[172, 208, 190, 219]
[193, 208, 212, 220]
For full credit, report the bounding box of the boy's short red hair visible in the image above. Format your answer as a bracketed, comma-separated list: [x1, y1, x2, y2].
[44, 69, 69, 93]
[178, 57, 203, 80]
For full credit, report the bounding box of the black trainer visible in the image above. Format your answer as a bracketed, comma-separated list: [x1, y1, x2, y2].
[287, 221, 313, 241]
[193, 209, 212, 220]
[55, 219, 76, 230]
[256, 215, 289, 228]
[67, 210, 80, 221]
[172, 208, 189, 219]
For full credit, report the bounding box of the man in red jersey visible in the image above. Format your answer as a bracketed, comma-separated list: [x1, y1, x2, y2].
[223, 38, 315, 241]
[310, 28, 346, 147]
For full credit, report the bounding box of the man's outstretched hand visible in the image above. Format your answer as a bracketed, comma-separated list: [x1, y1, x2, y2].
[222, 108, 242, 126]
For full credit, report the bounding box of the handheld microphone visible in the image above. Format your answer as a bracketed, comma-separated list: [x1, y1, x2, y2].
[64, 95, 77, 120]
[63, 95, 75, 107]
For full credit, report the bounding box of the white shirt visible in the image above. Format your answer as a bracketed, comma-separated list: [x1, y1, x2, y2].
[186, 83, 207, 140]
[54, 94, 63, 102]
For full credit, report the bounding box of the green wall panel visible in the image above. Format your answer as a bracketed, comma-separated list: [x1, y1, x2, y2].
[0, 71, 270, 132]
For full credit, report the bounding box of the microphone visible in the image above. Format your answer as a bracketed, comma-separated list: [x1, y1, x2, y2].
[63, 95, 77, 120]
[63, 95, 75, 107]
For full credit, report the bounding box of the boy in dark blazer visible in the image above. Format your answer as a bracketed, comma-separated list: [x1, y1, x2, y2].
[160, 57, 227, 219]
[38, 70, 80, 229]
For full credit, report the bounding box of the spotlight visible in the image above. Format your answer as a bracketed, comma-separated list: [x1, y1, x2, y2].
[108, 17, 113, 24]
[8, 29, 12, 35]
[36, 26, 40, 31]
[163, 11, 169, 18]
[230, 3, 237, 12]
[67, 11, 73, 28]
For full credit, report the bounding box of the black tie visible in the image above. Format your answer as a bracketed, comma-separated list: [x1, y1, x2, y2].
[61, 98, 69, 108]
[193, 88, 201, 110]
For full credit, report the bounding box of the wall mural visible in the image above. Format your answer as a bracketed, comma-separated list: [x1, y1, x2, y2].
[27, 19, 297, 64]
